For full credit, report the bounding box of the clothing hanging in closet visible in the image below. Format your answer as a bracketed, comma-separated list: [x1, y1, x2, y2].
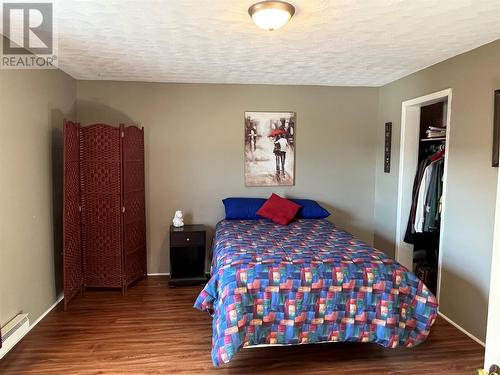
[404, 147, 445, 244]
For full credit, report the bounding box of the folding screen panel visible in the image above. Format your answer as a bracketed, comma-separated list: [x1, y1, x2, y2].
[63, 120, 83, 310]
[122, 125, 147, 287]
[80, 124, 123, 289]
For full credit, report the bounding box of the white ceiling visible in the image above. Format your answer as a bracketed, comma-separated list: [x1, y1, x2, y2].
[57, 0, 500, 87]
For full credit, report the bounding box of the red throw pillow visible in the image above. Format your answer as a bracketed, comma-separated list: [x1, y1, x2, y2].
[257, 193, 302, 225]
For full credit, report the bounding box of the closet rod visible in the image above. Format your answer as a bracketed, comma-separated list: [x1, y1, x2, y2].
[420, 137, 446, 142]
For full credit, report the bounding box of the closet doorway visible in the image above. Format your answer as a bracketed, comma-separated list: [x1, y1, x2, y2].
[395, 88, 452, 302]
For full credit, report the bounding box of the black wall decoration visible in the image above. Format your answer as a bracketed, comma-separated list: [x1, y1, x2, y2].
[384, 122, 392, 173]
[493, 90, 500, 167]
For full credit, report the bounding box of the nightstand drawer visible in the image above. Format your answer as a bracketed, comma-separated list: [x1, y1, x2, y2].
[170, 231, 205, 247]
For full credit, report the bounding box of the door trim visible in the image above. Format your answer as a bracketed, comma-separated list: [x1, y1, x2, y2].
[395, 88, 452, 304]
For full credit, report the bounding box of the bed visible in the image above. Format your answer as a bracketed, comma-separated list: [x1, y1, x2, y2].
[194, 218, 438, 366]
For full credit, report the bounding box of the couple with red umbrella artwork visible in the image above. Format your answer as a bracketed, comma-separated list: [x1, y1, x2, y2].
[244, 112, 295, 187]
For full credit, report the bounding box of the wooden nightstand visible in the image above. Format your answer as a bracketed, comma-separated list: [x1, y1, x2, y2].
[169, 224, 207, 286]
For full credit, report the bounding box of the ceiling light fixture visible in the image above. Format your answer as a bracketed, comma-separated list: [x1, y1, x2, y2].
[248, 1, 295, 31]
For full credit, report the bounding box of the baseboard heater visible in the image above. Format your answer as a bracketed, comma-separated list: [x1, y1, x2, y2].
[0, 313, 29, 359]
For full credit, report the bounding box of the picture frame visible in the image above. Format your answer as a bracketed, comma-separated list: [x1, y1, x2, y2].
[384, 122, 392, 173]
[244, 111, 296, 186]
[493, 90, 500, 167]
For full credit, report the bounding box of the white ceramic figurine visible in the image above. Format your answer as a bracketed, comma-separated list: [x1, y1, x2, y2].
[172, 210, 184, 227]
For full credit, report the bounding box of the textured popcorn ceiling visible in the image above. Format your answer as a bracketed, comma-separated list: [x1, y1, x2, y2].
[57, 0, 500, 87]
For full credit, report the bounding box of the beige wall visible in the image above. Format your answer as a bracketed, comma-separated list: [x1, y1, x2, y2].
[76, 82, 379, 274]
[3, 41, 497, 346]
[0, 69, 76, 326]
[374, 39, 500, 341]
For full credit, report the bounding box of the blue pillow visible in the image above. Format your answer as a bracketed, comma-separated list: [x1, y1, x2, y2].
[291, 199, 330, 219]
[223, 198, 266, 220]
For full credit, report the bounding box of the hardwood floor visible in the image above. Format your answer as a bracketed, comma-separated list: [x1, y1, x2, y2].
[0, 276, 484, 374]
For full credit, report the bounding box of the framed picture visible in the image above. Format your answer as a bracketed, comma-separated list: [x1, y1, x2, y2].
[384, 122, 392, 173]
[493, 89, 500, 167]
[244, 111, 296, 186]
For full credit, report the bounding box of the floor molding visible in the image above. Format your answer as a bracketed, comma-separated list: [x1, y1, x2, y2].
[147, 273, 170, 276]
[438, 311, 485, 347]
[29, 294, 64, 333]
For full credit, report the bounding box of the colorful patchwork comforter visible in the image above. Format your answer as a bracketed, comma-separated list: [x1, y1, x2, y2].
[194, 219, 438, 366]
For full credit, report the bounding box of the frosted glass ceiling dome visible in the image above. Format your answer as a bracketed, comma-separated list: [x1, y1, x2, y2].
[248, 1, 295, 31]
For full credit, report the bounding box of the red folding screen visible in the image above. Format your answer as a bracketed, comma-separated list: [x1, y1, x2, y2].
[63, 120, 83, 310]
[122, 125, 147, 287]
[63, 121, 146, 308]
[80, 124, 123, 289]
